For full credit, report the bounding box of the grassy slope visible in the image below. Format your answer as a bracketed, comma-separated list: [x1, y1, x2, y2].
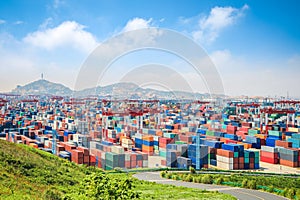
[0, 140, 235, 200]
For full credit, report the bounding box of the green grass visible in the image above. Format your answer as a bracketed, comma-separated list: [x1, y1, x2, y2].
[0, 140, 235, 199]
[163, 171, 300, 199]
[107, 173, 235, 200]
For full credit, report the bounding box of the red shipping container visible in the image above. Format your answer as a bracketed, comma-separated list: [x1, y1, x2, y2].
[260, 151, 278, 159]
[78, 146, 89, 156]
[131, 160, 137, 168]
[260, 156, 278, 164]
[239, 157, 244, 164]
[131, 153, 137, 161]
[84, 155, 89, 163]
[233, 163, 239, 170]
[250, 157, 254, 163]
[108, 138, 117, 143]
[249, 163, 254, 169]
[71, 150, 84, 164]
[125, 161, 131, 168]
[89, 154, 96, 163]
[233, 157, 239, 164]
[161, 159, 167, 166]
[239, 163, 244, 169]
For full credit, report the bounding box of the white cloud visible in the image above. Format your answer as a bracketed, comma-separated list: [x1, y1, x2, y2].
[53, 0, 65, 9]
[123, 18, 153, 32]
[23, 21, 98, 53]
[210, 49, 232, 69]
[39, 17, 53, 29]
[14, 20, 24, 25]
[0, 19, 6, 24]
[192, 4, 249, 44]
[208, 49, 300, 98]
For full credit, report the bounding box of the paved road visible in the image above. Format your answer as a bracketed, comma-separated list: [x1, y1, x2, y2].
[133, 172, 287, 200]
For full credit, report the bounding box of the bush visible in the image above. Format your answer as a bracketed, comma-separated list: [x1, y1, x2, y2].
[185, 174, 193, 182]
[285, 188, 296, 199]
[295, 189, 300, 200]
[247, 180, 257, 190]
[215, 177, 224, 185]
[268, 186, 274, 193]
[201, 175, 213, 184]
[172, 175, 178, 180]
[160, 171, 166, 178]
[189, 166, 196, 174]
[114, 167, 123, 172]
[193, 177, 201, 183]
[242, 179, 248, 188]
[79, 173, 139, 199]
[43, 188, 62, 200]
[165, 172, 172, 179]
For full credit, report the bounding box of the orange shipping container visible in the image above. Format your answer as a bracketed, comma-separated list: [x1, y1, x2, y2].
[142, 145, 154, 152]
[217, 149, 234, 158]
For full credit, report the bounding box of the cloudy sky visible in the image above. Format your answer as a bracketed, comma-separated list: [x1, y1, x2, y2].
[0, 0, 299, 97]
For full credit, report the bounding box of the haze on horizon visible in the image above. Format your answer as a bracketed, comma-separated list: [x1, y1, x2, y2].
[0, 0, 299, 98]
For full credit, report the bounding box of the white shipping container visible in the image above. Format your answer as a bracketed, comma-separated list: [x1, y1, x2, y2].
[111, 146, 124, 154]
[216, 155, 233, 164]
[261, 145, 278, 153]
[143, 160, 148, 168]
[124, 153, 131, 161]
[101, 151, 106, 159]
[217, 161, 233, 170]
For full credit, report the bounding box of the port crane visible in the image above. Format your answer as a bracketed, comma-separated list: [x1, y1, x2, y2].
[236, 103, 260, 115]
[260, 107, 296, 133]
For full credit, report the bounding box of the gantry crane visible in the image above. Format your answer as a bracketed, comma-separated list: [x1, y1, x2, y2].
[236, 102, 261, 115]
[260, 107, 296, 132]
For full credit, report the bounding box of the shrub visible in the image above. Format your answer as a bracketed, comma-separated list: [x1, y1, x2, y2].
[282, 188, 288, 197]
[185, 174, 193, 182]
[172, 175, 178, 180]
[295, 189, 300, 200]
[165, 172, 172, 179]
[79, 173, 139, 199]
[215, 177, 224, 185]
[160, 171, 166, 178]
[201, 175, 213, 184]
[114, 167, 123, 172]
[193, 177, 201, 183]
[189, 166, 196, 174]
[247, 180, 257, 190]
[268, 186, 274, 193]
[242, 179, 248, 188]
[43, 188, 62, 200]
[285, 188, 296, 199]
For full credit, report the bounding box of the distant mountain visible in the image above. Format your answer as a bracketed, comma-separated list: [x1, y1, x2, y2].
[74, 82, 205, 99]
[10, 79, 209, 99]
[11, 79, 73, 96]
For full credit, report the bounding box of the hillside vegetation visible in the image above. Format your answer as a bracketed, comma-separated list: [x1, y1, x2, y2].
[0, 140, 234, 200]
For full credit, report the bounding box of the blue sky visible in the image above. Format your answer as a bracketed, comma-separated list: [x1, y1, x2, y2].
[0, 0, 300, 97]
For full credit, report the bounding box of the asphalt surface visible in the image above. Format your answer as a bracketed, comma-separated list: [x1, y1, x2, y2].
[133, 172, 287, 200]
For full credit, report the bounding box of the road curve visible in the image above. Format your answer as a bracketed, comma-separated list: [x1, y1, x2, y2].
[133, 172, 287, 200]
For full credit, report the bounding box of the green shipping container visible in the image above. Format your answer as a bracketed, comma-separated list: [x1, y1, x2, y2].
[206, 130, 214, 136]
[175, 141, 186, 144]
[248, 129, 260, 136]
[268, 130, 282, 137]
[159, 150, 166, 158]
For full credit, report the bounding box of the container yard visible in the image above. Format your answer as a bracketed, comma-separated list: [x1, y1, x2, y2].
[1, 96, 300, 172]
